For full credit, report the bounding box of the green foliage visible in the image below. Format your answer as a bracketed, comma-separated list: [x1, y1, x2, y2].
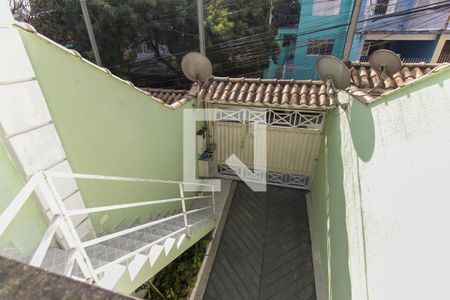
[205, 0, 279, 77]
[21, 0, 278, 84]
[144, 235, 210, 300]
[206, 0, 234, 36]
[272, 0, 299, 28]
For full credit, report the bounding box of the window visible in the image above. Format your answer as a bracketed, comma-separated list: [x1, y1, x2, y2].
[374, 0, 389, 15]
[282, 35, 294, 47]
[306, 40, 334, 56]
[361, 42, 371, 56]
[312, 0, 341, 16]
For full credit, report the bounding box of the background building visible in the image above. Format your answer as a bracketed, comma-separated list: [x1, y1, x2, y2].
[351, 0, 450, 63]
[266, 0, 355, 79]
[266, 0, 450, 80]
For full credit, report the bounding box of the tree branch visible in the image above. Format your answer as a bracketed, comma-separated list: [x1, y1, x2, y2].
[148, 39, 179, 73]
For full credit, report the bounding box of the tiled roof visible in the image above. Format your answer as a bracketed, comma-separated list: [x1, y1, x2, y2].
[17, 21, 449, 108]
[143, 88, 194, 107]
[198, 77, 335, 108]
[348, 62, 450, 103]
[139, 78, 335, 109]
[144, 61, 449, 108]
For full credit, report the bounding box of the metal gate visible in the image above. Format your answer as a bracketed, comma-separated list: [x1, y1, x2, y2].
[211, 106, 325, 189]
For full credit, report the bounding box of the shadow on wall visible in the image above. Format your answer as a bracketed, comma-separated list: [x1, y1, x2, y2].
[347, 101, 375, 162]
[324, 115, 352, 300]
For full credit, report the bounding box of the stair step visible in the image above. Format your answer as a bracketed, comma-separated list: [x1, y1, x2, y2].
[163, 237, 176, 255]
[149, 244, 164, 267]
[127, 253, 148, 280]
[40, 247, 107, 277]
[160, 221, 184, 232]
[41, 247, 72, 275]
[131, 230, 164, 244]
[71, 256, 110, 278]
[145, 225, 178, 237]
[38, 213, 214, 289]
[187, 211, 210, 223]
[85, 244, 128, 266]
[100, 236, 147, 253]
[98, 263, 127, 290]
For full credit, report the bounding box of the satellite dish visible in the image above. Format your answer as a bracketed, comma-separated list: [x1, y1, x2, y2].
[369, 49, 401, 78]
[316, 55, 351, 90]
[181, 52, 213, 82]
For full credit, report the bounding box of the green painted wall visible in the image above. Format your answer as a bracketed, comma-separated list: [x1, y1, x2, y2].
[309, 111, 352, 300]
[19, 29, 196, 233]
[310, 67, 450, 299]
[0, 138, 48, 256]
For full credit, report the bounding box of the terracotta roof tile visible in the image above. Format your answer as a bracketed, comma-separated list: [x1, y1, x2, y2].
[15, 22, 450, 109]
[348, 62, 450, 102]
[145, 62, 450, 109]
[143, 88, 194, 107]
[198, 77, 333, 108]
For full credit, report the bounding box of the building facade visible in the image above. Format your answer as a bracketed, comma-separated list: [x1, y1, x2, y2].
[351, 0, 450, 63]
[266, 0, 355, 80]
[267, 0, 450, 80]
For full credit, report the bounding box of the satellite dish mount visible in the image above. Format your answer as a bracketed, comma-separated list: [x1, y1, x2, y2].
[181, 52, 213, 103]
[369, 49, 401, 80]
[316, 56, 351, 110]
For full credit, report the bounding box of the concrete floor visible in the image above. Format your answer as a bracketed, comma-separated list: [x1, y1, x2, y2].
[204, 182, 316, 300]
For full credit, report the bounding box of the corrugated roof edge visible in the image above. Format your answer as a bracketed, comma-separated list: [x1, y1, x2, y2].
[13, 21, 186, 110]
[348, 63, 450, 104]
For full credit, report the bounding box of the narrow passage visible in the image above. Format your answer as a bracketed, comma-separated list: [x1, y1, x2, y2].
[204, 182, 316, 300]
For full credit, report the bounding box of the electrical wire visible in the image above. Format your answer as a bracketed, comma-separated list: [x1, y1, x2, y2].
[108, 0, 450, 86]
[130, 5, 449, 86]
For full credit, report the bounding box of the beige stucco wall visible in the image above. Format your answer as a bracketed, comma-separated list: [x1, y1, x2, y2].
[311, 67, 450, 300]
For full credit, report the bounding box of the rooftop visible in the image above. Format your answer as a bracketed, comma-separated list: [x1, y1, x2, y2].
[348, 62, 450, 102]
[149, 62, 450, 109]
[15, 20, 449, 110]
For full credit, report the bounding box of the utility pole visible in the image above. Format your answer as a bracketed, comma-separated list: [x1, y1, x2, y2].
[268, 0, 273, 25]
[343, 0, 362, 61]
[197, 0, 206, 55]
[79, 0, 102, 66]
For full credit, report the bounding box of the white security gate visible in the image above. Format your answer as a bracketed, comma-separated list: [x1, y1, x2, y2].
[211, 106, 325, 189]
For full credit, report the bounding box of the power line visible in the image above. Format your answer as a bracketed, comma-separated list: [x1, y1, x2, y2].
[133, 5, 448, 86]
[115, 1, 450, 86]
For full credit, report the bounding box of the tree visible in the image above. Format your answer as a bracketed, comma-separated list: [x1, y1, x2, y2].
[205, 0, 279, 77]
[23, 1, 138, 74]
[18, 0, 279, 87]
[271, 0, 299, 29]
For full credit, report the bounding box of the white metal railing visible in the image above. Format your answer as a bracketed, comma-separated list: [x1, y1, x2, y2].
[0, 171, 215, 284]
[438, 53, 450, 63]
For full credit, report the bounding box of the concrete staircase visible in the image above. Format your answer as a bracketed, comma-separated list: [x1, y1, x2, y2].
[40, 209, 214, 293]
[0, 3, 216, 295]
[0, 171, 216, 295]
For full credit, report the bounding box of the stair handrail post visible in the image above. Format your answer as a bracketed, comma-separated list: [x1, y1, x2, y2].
[0, 172, 43, 237]
[211, 185, 216, 221]
[179, 183, 191, 238]
[42, 172, 100, 283]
